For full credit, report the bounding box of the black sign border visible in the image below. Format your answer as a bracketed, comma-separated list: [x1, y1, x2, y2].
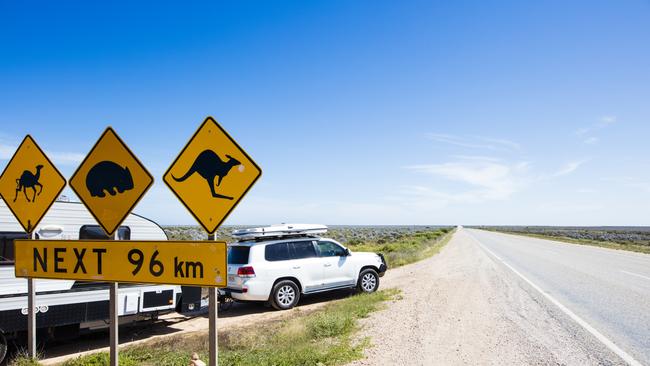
[0, 135, 67, 234]
[163, 116, 262, 234]
[69, 127, 154, 236]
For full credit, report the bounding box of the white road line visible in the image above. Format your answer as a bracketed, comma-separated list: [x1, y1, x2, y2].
[621, 270, 650, 282]
[471, 236, 643, 366]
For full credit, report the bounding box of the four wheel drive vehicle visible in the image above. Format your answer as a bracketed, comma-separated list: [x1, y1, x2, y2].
[219, 224, 388, 310]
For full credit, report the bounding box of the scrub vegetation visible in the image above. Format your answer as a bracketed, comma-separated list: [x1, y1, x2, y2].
[164, 225, 455, 268]
[477, 226, 650, 254]
[345, 228, 453, 267]
[12, 289, 400, 366]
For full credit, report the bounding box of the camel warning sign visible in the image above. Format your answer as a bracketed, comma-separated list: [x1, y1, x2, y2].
[164, 117, 262, 233]
[0, 136, 66, 233]
[69, 127, 153, 236]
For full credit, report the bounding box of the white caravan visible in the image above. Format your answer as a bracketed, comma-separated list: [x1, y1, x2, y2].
[0, 199, 199, 363]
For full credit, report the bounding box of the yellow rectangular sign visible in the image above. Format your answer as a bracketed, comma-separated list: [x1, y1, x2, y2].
[14, 240, 227, 287]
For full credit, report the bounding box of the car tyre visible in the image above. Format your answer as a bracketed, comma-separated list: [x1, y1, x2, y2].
[357, 269, 379, 293]
[271, 280, 300, 310]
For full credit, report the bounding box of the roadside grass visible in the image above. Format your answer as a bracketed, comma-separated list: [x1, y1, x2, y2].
[12, 289, 400, 366]
[348, 228, 455, 267]
[9, 352, 41, 366]
[487, 229, 650, 255]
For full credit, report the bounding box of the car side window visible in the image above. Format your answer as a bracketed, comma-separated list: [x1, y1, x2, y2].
[317, 241, 346, 257]
[265, 243, 292, 261]
[290, 241, 317, 259]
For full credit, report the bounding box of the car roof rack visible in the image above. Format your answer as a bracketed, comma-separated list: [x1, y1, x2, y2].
[232, 224, 328, 242]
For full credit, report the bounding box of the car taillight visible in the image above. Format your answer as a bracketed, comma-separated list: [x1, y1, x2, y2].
[237, 266, 256, 278]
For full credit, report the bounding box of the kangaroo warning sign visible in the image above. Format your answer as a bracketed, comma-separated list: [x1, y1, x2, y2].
[14, 240, 227, 286]
[164, 117, 262, 233]
[0, 135, 66, 233]
[69, 127, 153, 236]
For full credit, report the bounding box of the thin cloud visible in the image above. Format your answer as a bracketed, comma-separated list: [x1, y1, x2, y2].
[600, 176, 650, 193]
[406, 158, 529, 202]
[600, 115, 617, 126]
[47, 151, 85, 165]
[538, 202, 603, 212]
[576, 115, 617, 144]
[0, 143, 14, 160]
[474, 136, 521, 151]
[553, 160, 587, 177]
[449, 155, 503, 162]
[427, 134, 521, 152]
[0, 142, 83, 165]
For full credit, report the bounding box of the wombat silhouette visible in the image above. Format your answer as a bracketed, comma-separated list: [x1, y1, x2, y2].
[173, 150, 241, 200]
[86, 161, 134, 198]
[14, 164, 44, 203]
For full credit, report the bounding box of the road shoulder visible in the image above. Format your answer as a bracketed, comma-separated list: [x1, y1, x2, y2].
[347, 229, 622, 365]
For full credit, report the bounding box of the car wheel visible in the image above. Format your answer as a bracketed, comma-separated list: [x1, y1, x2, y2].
[271, 280, 301, 310]
[357, 269, 379, 293]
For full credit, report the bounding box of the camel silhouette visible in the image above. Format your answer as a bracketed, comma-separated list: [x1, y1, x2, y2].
[14, 165, 44, 203]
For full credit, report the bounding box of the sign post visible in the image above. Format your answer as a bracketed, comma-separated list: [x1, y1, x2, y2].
[0, 135, 66, 360]
[164, 117, 261, 366]
[208, 233, 218, 366]
[27, 277, 35, 357]
[68, 127, 154, 366]
[109, 231, 118, 366]
[28, 231, 36, 358]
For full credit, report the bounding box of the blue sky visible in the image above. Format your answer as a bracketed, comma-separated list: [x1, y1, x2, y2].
[1, 1, 649, 226]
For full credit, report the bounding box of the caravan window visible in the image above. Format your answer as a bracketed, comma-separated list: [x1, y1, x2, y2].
[0, 232, 29, 265]
[79, 225, 131, 240]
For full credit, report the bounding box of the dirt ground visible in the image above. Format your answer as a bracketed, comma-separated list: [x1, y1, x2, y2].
[347, 228, 622, 366]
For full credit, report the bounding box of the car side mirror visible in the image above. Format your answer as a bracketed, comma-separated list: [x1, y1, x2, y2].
[344, 248, 351, 256]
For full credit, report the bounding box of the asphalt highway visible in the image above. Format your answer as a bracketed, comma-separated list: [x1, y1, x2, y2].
[466, 228, 650, 366]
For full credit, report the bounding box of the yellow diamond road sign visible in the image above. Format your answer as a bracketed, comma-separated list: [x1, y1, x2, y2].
[0, 135, 66, 233]
[164, 117, 261, 234]
[69, 127, 153, 236]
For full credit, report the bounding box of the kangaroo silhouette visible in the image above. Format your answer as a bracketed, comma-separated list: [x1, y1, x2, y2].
[173, 150, 241, 200]
[14, 165, 44, 203]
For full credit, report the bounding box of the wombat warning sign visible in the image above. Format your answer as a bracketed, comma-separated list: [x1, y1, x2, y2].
[69, 127, 153, 236]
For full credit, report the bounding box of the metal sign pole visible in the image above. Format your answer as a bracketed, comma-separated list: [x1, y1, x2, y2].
[208, 233, 218, 366]
[27, 231, 36, 359]
[109, 231, 119, 366]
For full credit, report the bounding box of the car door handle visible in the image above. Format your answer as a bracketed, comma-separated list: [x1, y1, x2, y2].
[324, 263, 332, 267]
[293, 266, 301, 269]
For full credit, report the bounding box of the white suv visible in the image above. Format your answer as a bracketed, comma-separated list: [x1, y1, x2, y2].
[220, 225, 387, 310]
